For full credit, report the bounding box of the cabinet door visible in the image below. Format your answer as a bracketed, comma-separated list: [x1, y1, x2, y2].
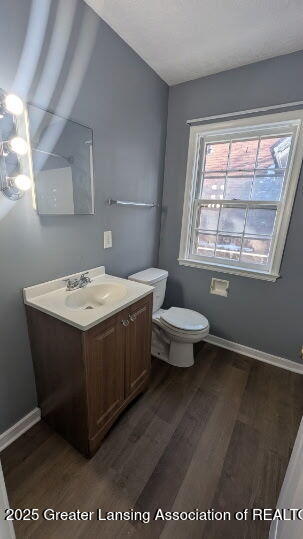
[125, 296, 152, 398]
[85, 315, 125, 437]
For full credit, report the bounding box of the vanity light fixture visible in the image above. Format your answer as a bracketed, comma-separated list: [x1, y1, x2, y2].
[14, 174, 32, 191]
[0, 136, 28, 157]
[0, 90, 33, 201]
[4, 94, 24, 116]
[1, 174, 32, 200]
[8, 136, 28, 155]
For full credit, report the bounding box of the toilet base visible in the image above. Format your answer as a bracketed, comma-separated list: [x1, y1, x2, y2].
[152, 340, 195, 367]
[168, 341, 195, 367]
[151, 327, 195, 367]
[151, 328, 170, 363]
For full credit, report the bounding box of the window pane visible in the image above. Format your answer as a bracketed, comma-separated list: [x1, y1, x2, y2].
[198, 206, 219, 230]
[201, 174, 225, 198]
[204, 142, 229, 171]
[257, 136, 292, 169]
[225, 173, 252, 200]
[251, 170, 284, 201]
[245, 208, 276, 236]
[228, 139, 258, 170]
[196, 233, 216, 257]
[241, 237, 271, 265]
[216, 234, 241, 261]
[218, 207, 246, 233]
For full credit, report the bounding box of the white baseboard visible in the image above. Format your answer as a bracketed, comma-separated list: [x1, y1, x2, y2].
[204, 334, 303, 375]
[0, 408, 41, 452]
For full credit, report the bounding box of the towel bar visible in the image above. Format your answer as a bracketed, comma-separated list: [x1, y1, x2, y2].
[107, 198, 158, 208]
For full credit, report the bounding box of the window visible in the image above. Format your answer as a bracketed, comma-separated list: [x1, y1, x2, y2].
[179, 110, 303, 281]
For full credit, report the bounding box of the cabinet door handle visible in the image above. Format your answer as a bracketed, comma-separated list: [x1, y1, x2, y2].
[129, 314, 137, 322]
[121, 319, 129, 327]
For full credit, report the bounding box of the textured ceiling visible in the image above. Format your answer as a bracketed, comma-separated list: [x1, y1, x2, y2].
[84, 0, 303, 85]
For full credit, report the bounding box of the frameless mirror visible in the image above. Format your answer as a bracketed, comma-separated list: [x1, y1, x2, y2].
[28, 104, 94, 215]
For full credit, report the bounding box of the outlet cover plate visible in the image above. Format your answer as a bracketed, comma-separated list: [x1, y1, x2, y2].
[104, 230, 112, 249]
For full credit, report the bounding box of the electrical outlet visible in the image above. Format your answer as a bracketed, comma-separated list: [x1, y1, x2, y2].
[104, 230, 112, 249]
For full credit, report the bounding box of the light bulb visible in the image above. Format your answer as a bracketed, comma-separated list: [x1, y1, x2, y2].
[9, 136, 28, 155]
[14, 174, 32, 191]
[4, 94, 24, 116]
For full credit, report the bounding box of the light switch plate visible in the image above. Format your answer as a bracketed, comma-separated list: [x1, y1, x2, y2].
[104, 230, 112, 249]
[210, 277, 229, 297]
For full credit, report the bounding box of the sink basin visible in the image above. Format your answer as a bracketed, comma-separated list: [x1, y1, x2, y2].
[23, 266, 154, 330]
[65, 283, 128, 310]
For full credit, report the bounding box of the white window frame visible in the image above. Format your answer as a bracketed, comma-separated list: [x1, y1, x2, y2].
[179, 110, 303, 281]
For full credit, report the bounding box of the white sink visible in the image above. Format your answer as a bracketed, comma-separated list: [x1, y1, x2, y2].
[65, 282, 128, 310]
[23, 266, 153, 330]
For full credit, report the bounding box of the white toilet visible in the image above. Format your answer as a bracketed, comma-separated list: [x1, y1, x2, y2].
[128, 268, 209, 367]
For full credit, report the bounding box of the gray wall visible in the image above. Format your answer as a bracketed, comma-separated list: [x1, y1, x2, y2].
[159, 50, 303, 364]
[0, 0, 168, 433]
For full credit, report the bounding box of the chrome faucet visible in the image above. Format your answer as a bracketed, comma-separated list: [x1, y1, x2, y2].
[64, 272, 92, 291]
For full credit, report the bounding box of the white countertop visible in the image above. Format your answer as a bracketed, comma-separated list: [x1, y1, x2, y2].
[23, 266, 153, 330]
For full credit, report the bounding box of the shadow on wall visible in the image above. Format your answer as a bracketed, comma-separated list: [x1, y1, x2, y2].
[164, 277, 184, 309]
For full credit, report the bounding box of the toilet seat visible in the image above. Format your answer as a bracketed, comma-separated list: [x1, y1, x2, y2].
[160, 307, 209, 332]
[153, 307, 209, 342]
[160, 319, 208, 337]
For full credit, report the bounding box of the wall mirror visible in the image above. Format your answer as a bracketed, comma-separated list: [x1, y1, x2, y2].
[28, 104, 94, 215]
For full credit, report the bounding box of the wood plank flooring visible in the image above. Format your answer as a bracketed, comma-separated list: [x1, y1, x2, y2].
[1, 343, 303, 539]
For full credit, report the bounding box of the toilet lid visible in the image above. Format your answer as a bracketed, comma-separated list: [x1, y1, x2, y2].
[160, 307, 209, 331]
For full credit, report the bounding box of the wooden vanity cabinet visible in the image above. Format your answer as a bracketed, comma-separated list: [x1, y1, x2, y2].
[125, 298, 152, 398]
[26, 293, 152, 457]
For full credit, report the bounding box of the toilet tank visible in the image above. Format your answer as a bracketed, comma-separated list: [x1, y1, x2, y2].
[128, 268, 168, 313]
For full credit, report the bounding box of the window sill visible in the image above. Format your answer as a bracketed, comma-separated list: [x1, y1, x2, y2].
[178, 258, 280, 282]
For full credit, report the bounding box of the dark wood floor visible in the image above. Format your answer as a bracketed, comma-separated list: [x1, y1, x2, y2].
[2, 344, 303, 539]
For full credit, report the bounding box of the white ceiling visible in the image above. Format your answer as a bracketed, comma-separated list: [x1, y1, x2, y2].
[84, 0, 303, 85]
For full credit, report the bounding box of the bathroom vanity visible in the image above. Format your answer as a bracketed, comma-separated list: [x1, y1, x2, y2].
[24, 267, 153, 457]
